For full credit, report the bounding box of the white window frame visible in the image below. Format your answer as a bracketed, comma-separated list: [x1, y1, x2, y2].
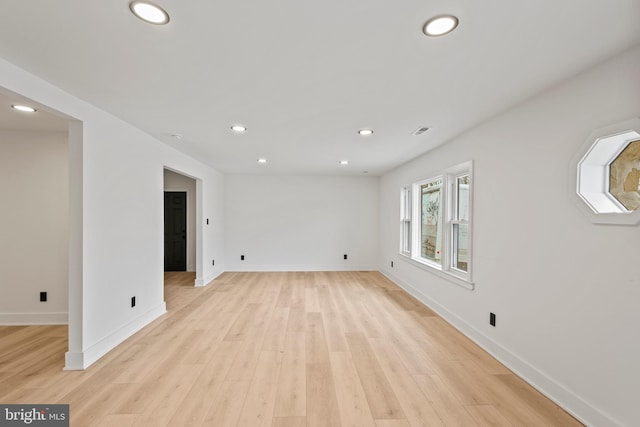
[445, 167, 472, 281]
[413, 176, 444, 269]
[400, 186, 412, 256]
[570, 118, 640, 225]
[399, 161, 474, 290]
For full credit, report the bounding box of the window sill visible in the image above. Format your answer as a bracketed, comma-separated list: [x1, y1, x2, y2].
[398, 253, 474, 291]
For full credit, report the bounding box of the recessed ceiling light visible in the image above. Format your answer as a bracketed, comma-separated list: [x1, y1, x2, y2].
[358, 129, 374, 136]
[339, 160, 350, 165]
[423, 15, 459, 37]
[231, 125, 247, 132]
[257, 158, 268, 164]
[129, 1, 170, 25]
[11, 104, 36, 113]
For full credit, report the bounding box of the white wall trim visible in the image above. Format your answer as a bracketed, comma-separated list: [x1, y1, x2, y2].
[227, 264, 378, 272]
[379, 268, 621, 427]
[194, 269, 224, 287]
[0, 312, 68, 325]
[163, 166, 206, 288]
[64, 301, 166, 370]
[67, 120, 84, 374]
[63, 351, 85, 371]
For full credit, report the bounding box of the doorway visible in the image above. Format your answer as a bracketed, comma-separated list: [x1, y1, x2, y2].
[164, 191, 187, 271]
[0, 88, 80, 369]
[163, 167, 201, 287]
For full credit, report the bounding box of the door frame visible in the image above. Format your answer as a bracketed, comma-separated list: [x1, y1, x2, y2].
[162, 167, 203, 286]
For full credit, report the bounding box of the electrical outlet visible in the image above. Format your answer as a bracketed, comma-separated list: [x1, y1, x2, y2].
[241, 255, 245, 261]
[131, 296, 136, 308]
[40, 292, 47, 302]
[489, 312, 496, 327]
[343, 254, 348, 260]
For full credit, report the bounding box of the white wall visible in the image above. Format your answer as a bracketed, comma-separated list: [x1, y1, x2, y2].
[379, 45, 640, 427]
[163, 169, 197, 272]
[226, 175, 378, 271]
[0, 57, 226, 369]
[0, 131, 68, 324]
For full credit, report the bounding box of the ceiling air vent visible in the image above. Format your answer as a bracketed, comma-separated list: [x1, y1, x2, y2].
[412, 126, 430, 135]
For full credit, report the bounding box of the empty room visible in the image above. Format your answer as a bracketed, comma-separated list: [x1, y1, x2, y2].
[0, 1, 639, 426]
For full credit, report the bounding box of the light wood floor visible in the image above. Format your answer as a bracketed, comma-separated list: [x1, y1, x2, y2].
[0, 271, 582, 426]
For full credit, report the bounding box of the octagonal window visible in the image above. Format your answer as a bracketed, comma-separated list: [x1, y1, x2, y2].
[610, 139, 640, 211]
[577, 129, 640, 214]
[572, 118, 640, 225]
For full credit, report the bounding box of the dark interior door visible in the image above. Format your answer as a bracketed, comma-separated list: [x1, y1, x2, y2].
[164, 192, 187, 271]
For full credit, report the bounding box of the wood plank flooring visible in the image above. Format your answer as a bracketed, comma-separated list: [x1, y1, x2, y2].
[0, 271, 583, 426]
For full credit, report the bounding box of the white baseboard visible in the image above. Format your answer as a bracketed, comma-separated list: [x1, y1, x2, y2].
[63, 301, 167, 371]
[380, 269, 620, 427]
[195, 269, 224, 287]
[0, 312, 68, 325]
[226, 264, 378, 272]
[64, 351, 85, 371]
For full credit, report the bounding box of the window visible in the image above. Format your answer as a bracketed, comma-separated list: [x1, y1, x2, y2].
[400, 161, 473, 287]
[610, 139, 640, 211]
[418, 177, 443, 265]
[572, 118, 640, 225]
[451, 174, 470, 273]
[400, 186, 412, 256]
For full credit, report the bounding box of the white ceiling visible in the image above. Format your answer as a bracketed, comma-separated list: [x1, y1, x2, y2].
[0, 92, 68, 132]
[0, 1, 639, 175]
